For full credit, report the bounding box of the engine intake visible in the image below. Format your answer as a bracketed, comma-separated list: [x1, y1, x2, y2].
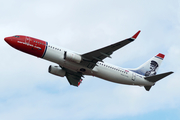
[48, 65, 66, 77]
[64, 52, 82, 63]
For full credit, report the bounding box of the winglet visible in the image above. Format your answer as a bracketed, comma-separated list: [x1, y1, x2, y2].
[132, 30, 141, 39]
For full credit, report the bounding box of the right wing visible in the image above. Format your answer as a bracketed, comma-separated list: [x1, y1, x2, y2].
[80, 31, 141, 69]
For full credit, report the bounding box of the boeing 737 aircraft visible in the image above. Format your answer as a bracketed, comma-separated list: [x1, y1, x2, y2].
[4, 31, 173, 91]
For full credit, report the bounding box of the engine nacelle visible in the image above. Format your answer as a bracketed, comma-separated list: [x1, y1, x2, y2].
[64, 52, 82, 63]
[48, 65, 66, 77]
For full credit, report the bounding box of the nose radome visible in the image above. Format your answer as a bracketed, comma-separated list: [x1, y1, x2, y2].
[4, 37, 10, 43]
[4, 37, 13, 45]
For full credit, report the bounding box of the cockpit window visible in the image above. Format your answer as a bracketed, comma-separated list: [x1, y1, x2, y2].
[14, 35, 20, 38]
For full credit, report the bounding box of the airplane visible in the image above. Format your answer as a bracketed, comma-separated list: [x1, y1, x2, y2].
[4, 30, 173, 91]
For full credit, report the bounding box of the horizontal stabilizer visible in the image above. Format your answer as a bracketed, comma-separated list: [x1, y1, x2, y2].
[145, 71, 173, 83]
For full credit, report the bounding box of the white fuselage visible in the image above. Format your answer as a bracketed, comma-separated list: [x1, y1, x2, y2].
[43, 43, 154, 86]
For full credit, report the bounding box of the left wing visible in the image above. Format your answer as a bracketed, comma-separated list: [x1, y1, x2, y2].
[81, 30, 141, 69]
[63, 68, 83, 86]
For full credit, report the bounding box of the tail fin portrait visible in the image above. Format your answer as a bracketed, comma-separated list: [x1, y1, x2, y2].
[131, 53, 165, 76]
[130, 53, 174, 91]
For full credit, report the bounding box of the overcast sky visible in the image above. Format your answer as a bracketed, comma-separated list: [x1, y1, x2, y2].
[1, 0, 180, 120]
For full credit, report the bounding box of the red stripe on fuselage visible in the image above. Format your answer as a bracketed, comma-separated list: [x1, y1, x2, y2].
[5, 35, 47, 57]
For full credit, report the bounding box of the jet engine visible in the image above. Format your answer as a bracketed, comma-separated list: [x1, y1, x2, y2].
[48, 65, 66, 77]
[64, 52, 82, 63]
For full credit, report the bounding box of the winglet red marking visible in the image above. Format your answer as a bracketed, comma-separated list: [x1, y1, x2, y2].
[132, 30, 141, 39]
[156, 53, 165, 59]
[78, 79, 83, 86]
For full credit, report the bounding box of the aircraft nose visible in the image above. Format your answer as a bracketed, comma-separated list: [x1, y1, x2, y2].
[4, 37, 12, 43]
